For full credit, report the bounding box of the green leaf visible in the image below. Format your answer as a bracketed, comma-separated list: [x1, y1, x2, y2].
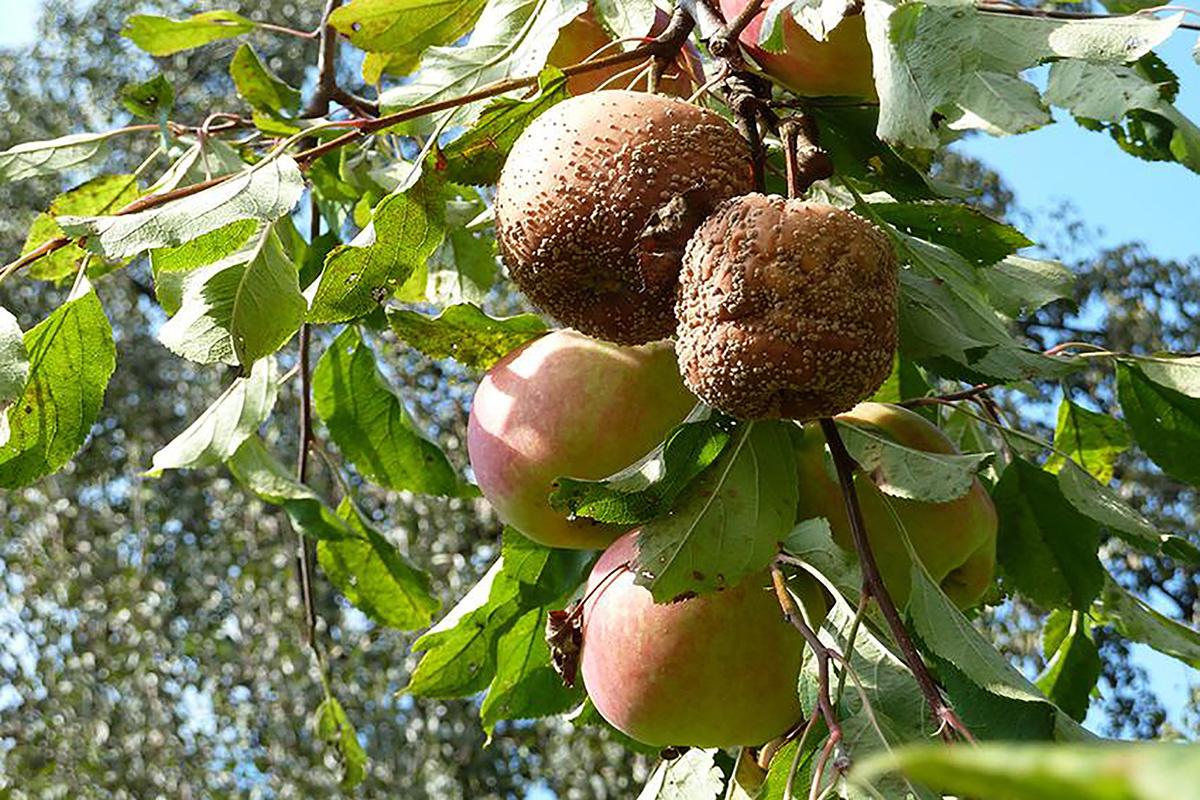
[1133, 355, 1200, 397]
[158, 226, 305, 366]
[907, 559, 1060, 732]
[1117, 360, 1200, 487]
[386, 303, 546, 371]
[1045, 400, 1129, 484]
[869, 354, 932, 408]
[855, 741, 1200, 800]
[329, 0, 487, 71]
[1097, 576, 1200, 670]
[478, 604, 583, 735]
[121, 11, 256, 56]
[120, 74, 175, 119]
[980, 255, 1075, 318]
[380, 0, 586, 127]
[150, 219, 260, 274]
[312, 694, 368, 789]
[993, 458, 1103, 611]
[928, 647, 1057, 740]
[230, 44, 301, 115]
[307, 176, 447, 323]
[873, 202, 1032, 267]
[633, 421, 798, 601]
[146, 358, 278, 476]
[423, 185, 496, 304]
[22, 175, 141, 281]
[405, 532, 589, 697]
[313, 327, 459, 496]
[806, 105, 936, 201]
[549, 413, 731, 525]
[59, 156, 304, 260]
[949, 69, 1051, 137]
[226, 437, 356, 542]
[318, 499, 440, 630]
[1037, 611, 1101, 722]
[836, 418, 990, 503]
[637, 749, 724, 800]
[1056, 460, 1162, 551]
[0, 307, 30, 449]
[432, 68, 569, 186]
[0, 131, 112, 183]
[0, 291, 115, 489]
[896, 237, 1080, 382]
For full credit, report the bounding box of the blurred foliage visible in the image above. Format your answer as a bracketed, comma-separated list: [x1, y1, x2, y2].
[0, 0, 1195, 797]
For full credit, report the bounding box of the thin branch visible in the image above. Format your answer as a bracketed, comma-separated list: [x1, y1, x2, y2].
[3, 25, 695, 281]
[295, 321, 319, 648]
[710, 0, 763, 61]
[977, 2, 1200, 32]
[771, 565, 841, 740]
[899, 383, 995, 409]
[293, 35, 687, 167]
[303, 0, 346, 118]
[818, 418, 972, 743]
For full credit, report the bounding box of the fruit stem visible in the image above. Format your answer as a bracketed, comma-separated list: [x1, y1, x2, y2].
[818, 418, 972, 743]
[781, 115, 834, 199]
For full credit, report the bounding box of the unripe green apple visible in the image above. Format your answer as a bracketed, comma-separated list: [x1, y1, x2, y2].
[719, 0, 876, 99]
[467, 330, 696, 549]
[580, 530, 828, 747]
[794, 403, 997, 608]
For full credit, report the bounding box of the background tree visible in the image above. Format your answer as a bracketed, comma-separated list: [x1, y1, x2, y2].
[0, 0, 1197, 797]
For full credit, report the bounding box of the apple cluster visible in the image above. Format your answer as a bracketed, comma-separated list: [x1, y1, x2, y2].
[465, 36, 992, 749]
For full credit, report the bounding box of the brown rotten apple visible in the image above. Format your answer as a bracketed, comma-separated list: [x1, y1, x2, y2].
[495, 90, 754, 345]
[580, 530, 828, 747]
[467, 329, 696, 550]
[676, 194, 897, 420]
[794, 402, 998, 608]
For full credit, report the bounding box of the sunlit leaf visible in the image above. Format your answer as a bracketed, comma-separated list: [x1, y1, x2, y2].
[386, 302, 546, 371]
[318, 499, 440, 630]
[146, 358, 278, 476]
[313, 326, 460, 496]
[158, 226, 305, 366]
[122, 11, 255, 56]
[0, 291, 115, 489]
[59, 156, 304, 260]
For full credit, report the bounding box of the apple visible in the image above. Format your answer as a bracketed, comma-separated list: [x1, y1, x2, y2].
[547, 6, 702, 97]
[467, 330, 696, 549]
[580, 530, 829, 748]
[718, 0, 876, 99]
[794, 402, 998, 608]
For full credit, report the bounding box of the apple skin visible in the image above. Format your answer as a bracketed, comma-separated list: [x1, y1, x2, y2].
[794, 403, 998, 609]
[580, 530, 828, 748]
[719, 0, 876, 99]
[547, 7, 701, 97]
[467, 330, 696, 550]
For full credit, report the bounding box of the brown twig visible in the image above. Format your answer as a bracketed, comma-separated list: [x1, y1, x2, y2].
[771, 565, 841, 739]
[899, 383, 995, 409]
[977, 2, 1200, 32]
[295, 320, 319, 648]
[710, 0, 763, 61]
[818, 418, 972, 743]
[3, 15, 699, 281]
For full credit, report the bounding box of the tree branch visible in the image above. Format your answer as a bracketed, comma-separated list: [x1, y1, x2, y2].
[818, 418, 973, 743]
